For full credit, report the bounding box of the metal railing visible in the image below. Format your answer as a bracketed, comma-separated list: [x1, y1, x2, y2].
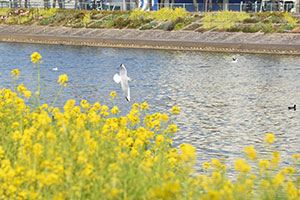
[0, 0, 297, 12]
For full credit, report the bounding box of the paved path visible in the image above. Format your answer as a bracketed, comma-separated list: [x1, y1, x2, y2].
[1, 24, 300, 55]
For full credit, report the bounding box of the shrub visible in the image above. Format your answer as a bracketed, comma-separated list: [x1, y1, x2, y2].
[129, 8, 153, 22]
[155, 7, 188, 22]
[107, 16, 130, 28]
[0, 8, 11, 16]
[140, 22, 159, 30]
[17, 16, 31, 24]
[174, 22, 185, 30]
[202, 11, 250, 30]
[243, 17, 259, 23]
[227, 26, 241, 32]
[283, 12, 297, 27]
[241, 24, 259, 33]
[262, 23, 275, 33]
[279, 24, 293, 30]
[38, 8, 58, 19]
[83, 13, 91, 27]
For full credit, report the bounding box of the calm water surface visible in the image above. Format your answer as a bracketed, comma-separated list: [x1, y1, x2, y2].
[1, 42, 300, 170]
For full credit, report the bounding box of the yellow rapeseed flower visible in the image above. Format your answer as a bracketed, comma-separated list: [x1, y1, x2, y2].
[110, 91, 116, 99]
[259, 159, 270, 172]
[132, 103, 139, 110]
[234, 159, 251, 173]
[203, 162, 210, 171]
[282, 166, 295, 177]
[264, 133, 275, 144]
[31, 52, 42, 63]
[11, 69, 20, 80]
[168, 124, 178, 133]
[271, 151, 280, 169]
[111, 106, 119, 114]
[244, 145, 258, 160]
[0, 146, 4, 159]
[272, 173, 285, 188]
[109, 188, 119, 199]
[156, 134, 165, 147]
[24, 90, 31, 99]
[211, 158, 222, 170]
[58, 74, 68, 86]
[179, 143, 196, 162]
[206, 190, 221, 200]
[171, 106, 180, 115]
[141, 102, 149, 111]
[212, 171, 222, 184]
[17, 84, 27, 95]
[292, 153, 300, 164]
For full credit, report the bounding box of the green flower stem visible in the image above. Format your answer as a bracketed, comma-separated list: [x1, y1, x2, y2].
[51, 84, 64, 108]
[37, 61, 41, 107]
[13, 79, 16, 94]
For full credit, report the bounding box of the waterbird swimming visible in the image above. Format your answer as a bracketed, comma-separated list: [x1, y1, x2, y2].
[52, 67, 58, 71]
[288, 105, 296, 110]
[113, 64, 133, 102]
[232, 56, 238, 63]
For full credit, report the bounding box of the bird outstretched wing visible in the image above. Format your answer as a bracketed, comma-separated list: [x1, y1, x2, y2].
[113, 73, 121, 83]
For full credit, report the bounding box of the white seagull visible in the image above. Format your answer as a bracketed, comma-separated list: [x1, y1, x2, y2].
[113, 64, 133, 102]
[52, 67, 58, 71]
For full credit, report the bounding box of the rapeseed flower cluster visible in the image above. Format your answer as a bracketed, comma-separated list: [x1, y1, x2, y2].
[11, 69, 20, 80]
[58, 74, 68, 86]
[31, 52, 42, 63]
[0, 53, 300, 200]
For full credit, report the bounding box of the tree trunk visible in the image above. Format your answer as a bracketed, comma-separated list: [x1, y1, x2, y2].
[205, 0, 208, 12]
[75, 0, 79, 9]
[192, 0, 198, 11]
[44, 0, 50, 8]
[81, 0, 86, 9]
[209, 0, 212, 11]
[171, 0, 174, 9]
[53, 0, 57, 8]
[271, 0, 276, 11]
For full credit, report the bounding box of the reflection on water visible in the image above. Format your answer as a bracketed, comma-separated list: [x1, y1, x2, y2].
[1, 42, 300, 170]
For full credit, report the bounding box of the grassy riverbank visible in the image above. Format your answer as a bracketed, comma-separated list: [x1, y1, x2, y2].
[1, 8, 300, 33]
[0, 52, 300, 199]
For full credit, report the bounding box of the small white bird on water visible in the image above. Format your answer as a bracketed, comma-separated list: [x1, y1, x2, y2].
[113, 64, 133, 102]
[52, 67, 58, 71]
[232, 56, 238, 63]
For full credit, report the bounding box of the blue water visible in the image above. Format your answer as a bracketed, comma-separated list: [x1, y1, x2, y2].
[1, 42, 300, 170]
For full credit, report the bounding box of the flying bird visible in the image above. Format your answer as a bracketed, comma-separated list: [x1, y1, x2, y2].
[113, 64, 133, 102]
[232, 56, 238, 63]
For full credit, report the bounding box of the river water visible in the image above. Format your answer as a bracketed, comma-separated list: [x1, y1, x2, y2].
[1, 42, 300, 171]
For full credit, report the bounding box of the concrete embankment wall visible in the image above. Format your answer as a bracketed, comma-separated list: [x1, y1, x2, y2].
[1, 24, 300, 55]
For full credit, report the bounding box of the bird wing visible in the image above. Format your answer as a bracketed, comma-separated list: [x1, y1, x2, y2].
[120, 64, 127, 77]
[113, 73, 121, 83]
[120, 64, 131, 101]
[121, 78, 130, 102]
